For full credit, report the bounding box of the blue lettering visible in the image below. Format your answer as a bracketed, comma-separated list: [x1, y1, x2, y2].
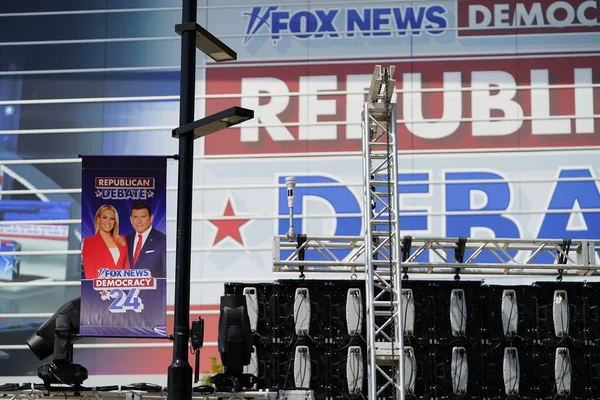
[425, 5, 448, 35]
[346, 9, 371, 37]
[243, 5, 448, 46]
[271, 11, 289, 41]
[534, 169, 600, 264]
[393, 7, 426, 36]
[370, 173, 430, 263]
[278, 175, 361, 263]
[366, 173, 430, 232]
[445, 172, 520, 264]
[370, 173, 430, 232]
[372, 8, 392, 37]
[122, 269, 150, 277]
[399, 173, 430, 231]
[269, 9, 340, 41]
[105, 270, 121, 278]
[242, 5, 448, 46]
[315, 9, 339, 38]
[290, 11, 318, 39]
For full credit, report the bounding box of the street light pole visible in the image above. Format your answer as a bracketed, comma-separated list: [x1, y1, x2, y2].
[167, 0, 197, 398]
[167, 1, 249, 398]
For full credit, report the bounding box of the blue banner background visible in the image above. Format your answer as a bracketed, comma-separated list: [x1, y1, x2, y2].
[80, 155, 167, 338]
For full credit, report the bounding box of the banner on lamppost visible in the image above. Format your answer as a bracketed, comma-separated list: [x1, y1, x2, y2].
[80, 156, 167, 338]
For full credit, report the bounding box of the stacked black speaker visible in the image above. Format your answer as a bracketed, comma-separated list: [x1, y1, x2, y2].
[224, 279, 367, 399]
[326, 279, 368, 399]
[272, 280, 329, 397]
[397, 280, 486, 399]
[222, 281, 279, 389]
[528, 281, 599, 400]
[404, 280, 600, 399]
[484, 281, 598, 399]
[584, 282, 600, 397]
[224, 279, 600, 399]
[481, 284, 537, 399]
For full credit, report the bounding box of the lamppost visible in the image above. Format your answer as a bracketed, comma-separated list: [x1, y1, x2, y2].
[167, 1, 253, 399]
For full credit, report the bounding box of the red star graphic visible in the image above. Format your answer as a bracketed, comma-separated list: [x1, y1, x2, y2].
[208, 199, 250, 246]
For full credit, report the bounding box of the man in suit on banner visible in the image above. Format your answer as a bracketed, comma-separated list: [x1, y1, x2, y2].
[126, 201, 166, 278]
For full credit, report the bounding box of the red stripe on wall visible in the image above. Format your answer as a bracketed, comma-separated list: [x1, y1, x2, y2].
[75, 304, 221, 375]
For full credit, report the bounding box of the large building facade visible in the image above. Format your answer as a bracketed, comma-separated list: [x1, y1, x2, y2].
[0, 0, 599, 385]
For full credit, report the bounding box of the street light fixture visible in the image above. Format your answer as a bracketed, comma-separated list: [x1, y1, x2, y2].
[175, 23, 237, 62]
[168, 3, 252, 400]
[172, 106, 254, 139]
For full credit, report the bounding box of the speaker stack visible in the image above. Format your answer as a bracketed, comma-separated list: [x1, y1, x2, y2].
[224, 279, 600, 399]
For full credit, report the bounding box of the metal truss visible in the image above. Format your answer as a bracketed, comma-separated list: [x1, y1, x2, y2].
[361, 65, 404, 400]
[0, 390, 278, 400]
[272, 235, 600, 277]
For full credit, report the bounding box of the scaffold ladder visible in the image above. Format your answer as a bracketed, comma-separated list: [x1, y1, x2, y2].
[362, 65, 404, 400]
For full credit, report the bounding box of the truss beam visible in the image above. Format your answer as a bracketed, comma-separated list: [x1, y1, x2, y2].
[0, 391, 277, 400]
[272, 235, 600, 276]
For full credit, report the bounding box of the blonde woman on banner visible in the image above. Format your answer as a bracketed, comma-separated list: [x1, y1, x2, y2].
[82, 204, 131, 279]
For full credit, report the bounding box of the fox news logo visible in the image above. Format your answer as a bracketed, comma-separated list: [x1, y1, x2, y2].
[98, 269, 152, 278]
[95, 269, 156, 290]
[242, 5, 449, 46]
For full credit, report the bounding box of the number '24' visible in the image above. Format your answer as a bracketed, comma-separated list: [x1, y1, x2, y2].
[108, 288, 144, 313]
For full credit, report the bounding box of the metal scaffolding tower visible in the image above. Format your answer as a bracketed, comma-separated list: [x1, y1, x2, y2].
[273, 64, 600, 399]
[361, 65, 404, 400]
[278, 65, 406, 399]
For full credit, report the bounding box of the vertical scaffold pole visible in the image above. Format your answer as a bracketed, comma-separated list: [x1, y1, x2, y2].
[362, 65, 405, 400]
